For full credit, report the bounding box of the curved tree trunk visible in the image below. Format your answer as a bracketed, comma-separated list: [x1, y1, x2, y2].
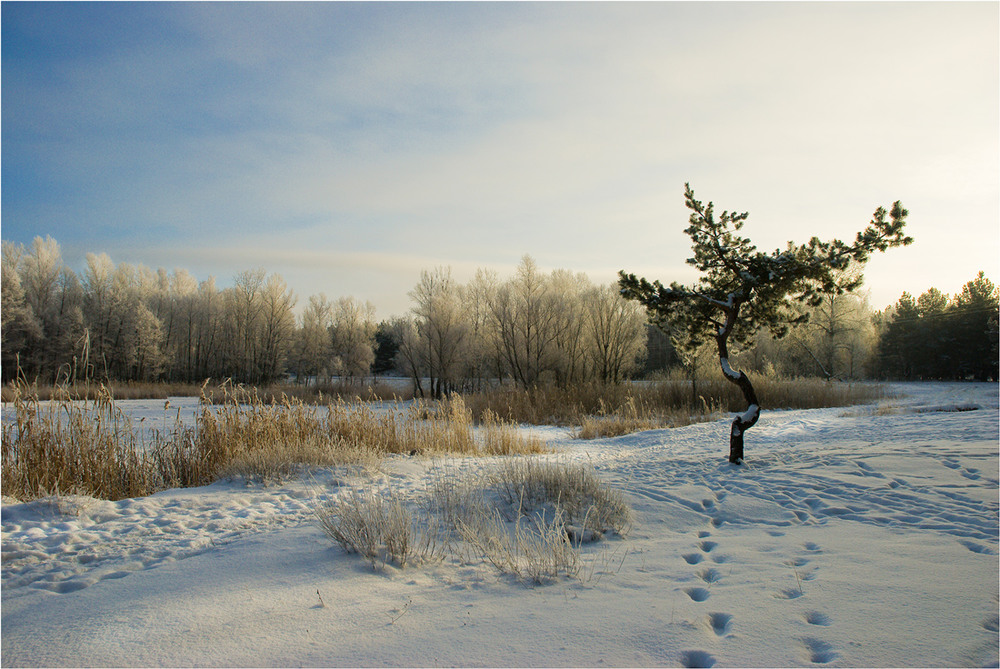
[716, 332, 760, 464]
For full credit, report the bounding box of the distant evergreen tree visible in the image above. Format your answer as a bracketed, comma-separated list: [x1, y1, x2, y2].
[875, 272, 998, 381]
[917, 287, 951, 379]
[372, 321, 401, 376]
[875, 292, 919, 379]
[951, 272, 999, 380]
[640, 324, 678, 376]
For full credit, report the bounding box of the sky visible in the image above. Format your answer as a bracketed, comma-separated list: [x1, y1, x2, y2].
[3, 1, 998, 319]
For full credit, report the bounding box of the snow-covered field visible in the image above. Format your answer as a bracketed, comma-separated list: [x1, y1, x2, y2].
[2, 382, 997, 667]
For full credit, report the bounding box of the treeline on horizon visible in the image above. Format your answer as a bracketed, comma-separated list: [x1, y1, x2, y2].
[2, 236, 998, 391]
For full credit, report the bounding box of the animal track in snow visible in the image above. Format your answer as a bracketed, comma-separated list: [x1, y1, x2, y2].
[682, 553, 704, 565]
[698, 567, 722, 584]
[698, 540, 718, 553]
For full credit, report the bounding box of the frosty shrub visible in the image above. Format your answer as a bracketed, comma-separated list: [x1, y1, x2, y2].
[488, 457, 633, 537]
[316, 487, 448, 569]
[317, 458, 632, 584]
[454, 504, 581, 584]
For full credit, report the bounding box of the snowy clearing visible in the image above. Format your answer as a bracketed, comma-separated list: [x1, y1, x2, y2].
[2, 382, 998, 667]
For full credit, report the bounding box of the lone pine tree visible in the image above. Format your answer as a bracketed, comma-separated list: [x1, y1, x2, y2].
[619, 184, 911, 464]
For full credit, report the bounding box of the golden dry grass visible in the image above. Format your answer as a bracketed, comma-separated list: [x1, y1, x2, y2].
[462, 374, 886, 440]
[1, 383, 547, 502]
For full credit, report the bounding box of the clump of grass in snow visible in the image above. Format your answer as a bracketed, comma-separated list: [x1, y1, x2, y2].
[316, 457, 632, 584]
[454, 504, 581, 583]
[316, 487, 448, 569]
[488, 457, 633, 538]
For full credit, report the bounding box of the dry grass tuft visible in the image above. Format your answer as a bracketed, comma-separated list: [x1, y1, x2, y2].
[454, 504, 581, 583]
[317, 457, 632, 584]
[488, 457, 633, 537]
[316, 487, 448, 569]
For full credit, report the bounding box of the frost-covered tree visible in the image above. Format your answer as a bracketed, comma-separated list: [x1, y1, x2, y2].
[257, 273, 297, 384]
[584, 283, 647, 384]
[619, 184, 910, 464]
[389, 315, 425, 396]
[330, 296, 376, 383]
[780, 287, 878, 380]
[294, 294, 335, 384]
[1, 241, 42, 380]
[409, 268, 470, 398]
[485, 255, 564, 389]
[462, 269, 503, 390]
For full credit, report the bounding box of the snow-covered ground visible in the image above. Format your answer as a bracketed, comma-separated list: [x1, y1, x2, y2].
[2, 382, 997, 667]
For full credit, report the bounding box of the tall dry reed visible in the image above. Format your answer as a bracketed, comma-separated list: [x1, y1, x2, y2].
[1, 384, 547, 502]
[461, 375, 886, 439]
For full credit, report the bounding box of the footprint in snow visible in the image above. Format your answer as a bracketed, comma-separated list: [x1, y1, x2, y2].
[679, 650, 716, 668]
[685, 587, 711, 602]
[706, 612, 733, 636]
[959, 540, 995, 555]
[800, 637, 838, 664]
[682, 553, 704, 565]
[804, 611, 832, 626]
[773, 587, 804, 600]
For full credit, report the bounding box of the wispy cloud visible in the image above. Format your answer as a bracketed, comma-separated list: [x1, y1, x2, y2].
[3, 2, 997, 315]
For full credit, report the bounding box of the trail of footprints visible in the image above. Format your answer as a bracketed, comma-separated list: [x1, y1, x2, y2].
[783, 542, 839, 664]
[678, 507, 839, 667]
[1, 490, 322, 596]
[678, 525, 731, 668]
